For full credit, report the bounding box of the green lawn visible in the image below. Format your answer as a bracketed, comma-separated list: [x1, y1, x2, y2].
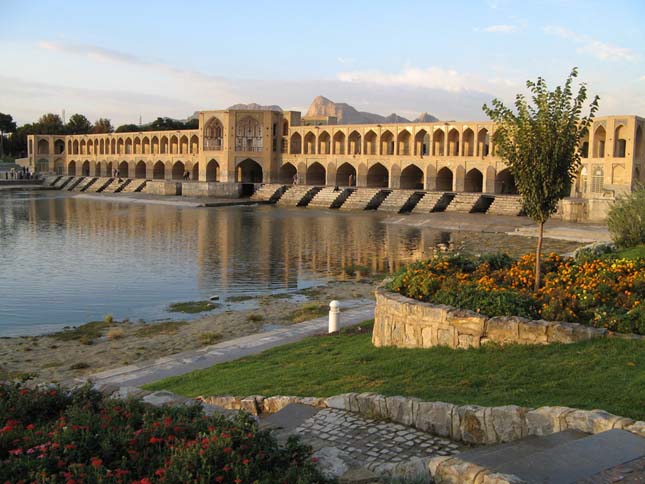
[616, 244, 645, 260]
[144, 322, 645, 421]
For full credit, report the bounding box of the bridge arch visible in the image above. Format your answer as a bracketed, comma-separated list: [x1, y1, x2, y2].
[348, 130, 361, 154]
[82, 160, 90, 176]
[465, 168, 483, 192]
[172, 161, 185, 180]
[118, 161, 129, 178]
[400, 164, 424, 189]
[318, 131, 330, 155]
[436, 167, 453, 191]
[495, 168, 517, 194]
[68, 160, 77, 176]
[307, 162, 326, 185]
[290, 133, 302, 154]
[135, 160, 147, 179]
[333, 131, 346, 154]
[153, 161, 165, 179]
[367, 162, 389, 187]
[237, 159, 263, 183]
[336, 162, 357, 186]
[304, 132, 316, 155]
[206, 159, 219, 181]
[433, 129, 445, 156]
[279, 162, 297, 184]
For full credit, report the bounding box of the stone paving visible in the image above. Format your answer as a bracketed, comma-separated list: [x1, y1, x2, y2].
[293, 408, 461, 474]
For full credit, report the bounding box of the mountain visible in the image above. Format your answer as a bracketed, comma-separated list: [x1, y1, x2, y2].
[227, 103, 282, 111]
[304, 95, 439, 124]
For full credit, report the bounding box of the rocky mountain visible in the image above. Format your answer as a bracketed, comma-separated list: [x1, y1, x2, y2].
[304, 96, 439, 124]
[227, 103, 282, 111]
[414, 112, 439, 123]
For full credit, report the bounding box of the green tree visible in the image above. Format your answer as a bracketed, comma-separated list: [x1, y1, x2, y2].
[35, 113, 65, 134]
[66, 114, 92, 134]
[115, 123, 140, 133]
[91, 118, 114, 134]
[483, 68, 599, 290]
[0, 113, 17, 157]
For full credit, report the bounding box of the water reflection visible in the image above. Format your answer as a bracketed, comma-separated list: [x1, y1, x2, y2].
[0, 192, 448, 335]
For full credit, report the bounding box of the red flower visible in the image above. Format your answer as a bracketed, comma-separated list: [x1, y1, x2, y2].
[223, 447, 232, 454]
[91, 457, 103, 468]
[234, 479, 242, 484]
[149, 436, 163, 444]
[223, 465, 231, 472]
[154, 468, 165, 477]
[215, 477, 224, 483]
[26, 424, 35, 431]
[242, 458, 250, 465]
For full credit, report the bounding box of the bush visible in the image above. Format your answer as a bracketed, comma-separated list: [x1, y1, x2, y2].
[607, 184, 645, 248]
[0, 384, 330, 484]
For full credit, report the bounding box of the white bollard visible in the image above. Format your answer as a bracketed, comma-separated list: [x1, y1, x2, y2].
[329, 300, 340, 333]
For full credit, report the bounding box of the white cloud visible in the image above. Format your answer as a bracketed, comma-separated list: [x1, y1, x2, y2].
[479, 24, 517, 33]
[640, 75, 645, 81]
[544, 26, 638, 62]
[337, 57, 355, 65]
[337, 66, 479, 92]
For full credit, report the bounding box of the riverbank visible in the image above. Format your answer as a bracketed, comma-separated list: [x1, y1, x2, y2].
[0, 281, 376, 384]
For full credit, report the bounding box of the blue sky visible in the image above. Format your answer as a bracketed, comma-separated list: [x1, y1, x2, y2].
[1, 0, 643, 125]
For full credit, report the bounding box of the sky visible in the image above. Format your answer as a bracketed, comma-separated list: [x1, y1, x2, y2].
[1, 0, 643, 126]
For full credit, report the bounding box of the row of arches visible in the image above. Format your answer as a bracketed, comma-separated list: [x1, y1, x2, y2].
[64, 134, 200, 156]
[273, 161, 517, 193]
[580, 124, 643, 159]
[288, 127, 492, 157]
[203, 116, 264, 152]
[66, 159, 219, 181]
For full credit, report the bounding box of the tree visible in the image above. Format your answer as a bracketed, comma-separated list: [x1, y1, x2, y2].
[66, 114, 92, 134]
[115, 123, 141, 133]
[92, 118, 114, 134]
[35, 113, 65, 134]
[483, 68, 599, 290]
[0, 113, 17, 157]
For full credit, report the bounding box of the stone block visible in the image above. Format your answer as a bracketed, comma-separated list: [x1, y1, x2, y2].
[414, 401, 455, 437]
[526, 406, 575, 436]
[485, 316, 524, 343]
[325, 394, 348, 410]
[564, 409, 632, 434]
[431, 456, 489, 483]
[437, 328, 455, 347]
[299, 397, 327, 408]
[355, 392, 387, 419]
[517, 320, 550, 344]
[488, 405, 529, 443]
[261, 395, 300, 414]
[391, 456, 431, 482]
[240, 397, 260, 415]
[386, 396, 419, 426]
[201, 395, 242, 410]
[480, 473, 527, 484]
[421, 326, 435, 347]
[448, 309, 487, 336]
[456, 405, 487, 444]
[458, 333, 480, 349]
[626, 421, 645, 438]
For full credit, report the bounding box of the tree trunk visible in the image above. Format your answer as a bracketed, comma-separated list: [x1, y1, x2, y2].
[534, 221, 544, 292]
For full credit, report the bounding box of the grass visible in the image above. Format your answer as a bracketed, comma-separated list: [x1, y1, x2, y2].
[167, 301, 218, 314]
[145, 321, 645, 421]
[615, 244, 645, 260]
[198, 332, 223, 346]
[135, 321, 188, 337]
[51, 321, 112, 342]
[226, 295, 256, 302]
[287, 302, 328, 323]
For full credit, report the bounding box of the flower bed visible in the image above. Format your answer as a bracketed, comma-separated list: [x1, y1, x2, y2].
[388, 253, 645, 335]
[0, 384, 329, 484]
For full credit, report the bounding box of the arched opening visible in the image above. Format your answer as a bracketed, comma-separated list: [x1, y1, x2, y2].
[191, 163, 199, 181]
[118, 161, 129, 178]
[593, 126, 606, 158]
[636, 125, 644, 159]
[54, 159, 64, 175]
[179, 135, 189, 154]
[190, 135, 199, 154]
[142, 137, 150, 154]
[87, 140, 94, 155]
[290, 133, 302, 154]
[495, 169, 518, 194]
[99, 139, 105, 155]
[106, 162, 113, 177]
[436, 167, 453, 191]
[397, 130, 411, 155]
[153, 161, 165, 180]
[337, 162, 357, 186]
[381, 130, 394, 155]
[151, 136, 159, 154]
[135, 161, 147, 179]
[36, 159, 49, 172]
[81, 161, 90, 176]
[591, 167, 604, 193]
[318, 131, 330, 155]
[160, 137, 168, 154]
[67, 140, 72, 154]
[237, 159, 263, 183]
[125, 138, 133, 154]
[170, 136, 178, 154]
[433, 129, 445, 156]
[304, 132, 316, 155]
[73, 140, 79, 155]
[235, 116, 263, 152]
[68, 161, 77, 176]
[282, 119, 289, 136]
[278, 163, 297, 184]
[204, 117, 224, 150]
[415, 129, 429, 156]
[116, 139, 124, 155]
[614, 125, 627, 158]
[364, 130, 377, 155]
[464, 168, 483, 192]
[367, 163, 389, 187]
[206, 159, 219, 182]
[448, 129, 460, 156]
[463, 129, 474, 156]
[171, 161, 185, 180]
[80, 140, 86, 155]
[54, 139, 65, 154]
[400, 164, 423, 189]
[37, 139, 49, 155]
[333, 131, 345, 155]
[348, 130, 361, 154]
[110, 139, 116, 155]
[134, 137, 141, 154]
[307, 162, 326, 185]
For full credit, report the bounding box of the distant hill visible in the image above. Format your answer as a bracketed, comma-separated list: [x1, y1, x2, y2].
[227, 103, 283, 111]
[304, 95, 439, 124]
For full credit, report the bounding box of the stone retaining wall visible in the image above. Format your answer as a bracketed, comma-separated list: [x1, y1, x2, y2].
[373, 286, 608, 350]
[143, 180, 182, 195]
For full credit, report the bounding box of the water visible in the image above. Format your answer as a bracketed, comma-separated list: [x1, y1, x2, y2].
[0, 191, 575, 337]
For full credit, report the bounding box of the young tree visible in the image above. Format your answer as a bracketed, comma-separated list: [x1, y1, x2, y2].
[36, 113, 65, 134]
[92, 118, 114, 134]
[0, 113, 17, 157]
[483, 68, 599, 290]
[66, 114, 92, 134]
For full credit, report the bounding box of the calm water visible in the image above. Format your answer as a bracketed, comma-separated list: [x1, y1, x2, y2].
[0, 191, 449, 336]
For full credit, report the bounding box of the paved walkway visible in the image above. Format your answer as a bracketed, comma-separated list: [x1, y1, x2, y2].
[80, 301, 375, 388]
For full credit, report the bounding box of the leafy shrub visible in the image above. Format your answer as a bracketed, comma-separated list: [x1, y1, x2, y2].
[607, 184, 645, 248]
[104, 314, 114, 324]
[479, 253, 514, 270]
[0, 384, 330, 484]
